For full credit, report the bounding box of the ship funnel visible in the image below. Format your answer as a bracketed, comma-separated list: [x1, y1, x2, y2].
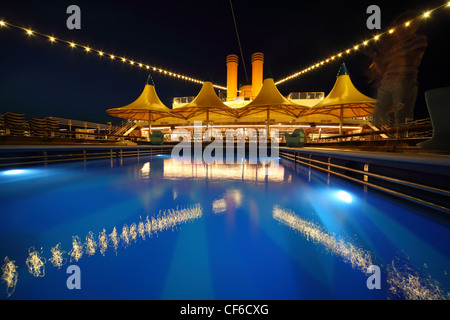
[251, 52, 264, 99]
[226, 54, 239, 101]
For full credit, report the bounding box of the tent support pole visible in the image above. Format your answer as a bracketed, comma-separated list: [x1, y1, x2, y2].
[266, 109, 270, 141]
[148, 114, 152, 142]
[339, 107, 343, 136]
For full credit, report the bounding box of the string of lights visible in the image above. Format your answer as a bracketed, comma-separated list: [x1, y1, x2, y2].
[274, 1, 450, 86]
[0, 20, 228, 90]
[1, 2, 448, 91]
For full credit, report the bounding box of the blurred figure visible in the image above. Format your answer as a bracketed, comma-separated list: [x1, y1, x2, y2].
[369, 12, 428, 127]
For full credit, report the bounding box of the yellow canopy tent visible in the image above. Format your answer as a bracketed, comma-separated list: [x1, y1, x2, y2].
[106, 75, 172, 140]
[236, 71, 309, 134]
[306, 63, 376, 134]
[170, 77, 236, 128]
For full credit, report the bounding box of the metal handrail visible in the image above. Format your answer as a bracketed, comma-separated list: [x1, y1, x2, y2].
[279, 150, 450, 214]
[110, 119, 136, 136]
[280, 151, 450, 197]
[287, 92, 325, 100]
[54, 117, 111, 130]
[317, 120, 432, 142]
[0, 147, 172, 167]
[0, 124, 132, 140]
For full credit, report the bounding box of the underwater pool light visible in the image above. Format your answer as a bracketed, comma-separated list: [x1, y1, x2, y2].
[2, 169, 26, 175]
[337, 190, 352, 203]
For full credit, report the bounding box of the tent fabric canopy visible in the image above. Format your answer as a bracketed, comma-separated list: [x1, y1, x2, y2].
[237, 77, 309, 119]
[306, 63, 376, 118]
[170, 80, 236, 120]
[106, 75, 171, 121]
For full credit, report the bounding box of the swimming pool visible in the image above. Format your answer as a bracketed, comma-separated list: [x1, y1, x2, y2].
[0, 154, 449, 300]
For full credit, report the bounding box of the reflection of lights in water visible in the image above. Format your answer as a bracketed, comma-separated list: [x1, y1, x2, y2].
[387, 257, 448, 300]
[163, 158, 285, 182]
[227, 189, 242, 208]
[49, 243, 67, 269]
[1, 257, 18, 297]
[74, 204, 203, 260]
[1, 204, 203, 297]
[69, 236, 84, 262]
[273, 205, 450, 300]
[337, 190, 352, 203]
[144, 216, 152, 238]
[25, 247, 46, 277]
[273, 205, 372, 272]
[129, 223, 138, 243]
[138, 220, 146, 240]
[212, 198, 227, 214]
[121, 224, 131, 248]
[212, 189, 243, 214]
[140, 162, 150, 178]
[109, 227, 120, 254]
[98, 229, 108, 256]
[85, 231, 97, 256]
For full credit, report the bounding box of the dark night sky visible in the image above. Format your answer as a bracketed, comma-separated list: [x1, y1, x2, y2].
[0, 0, 449, 124]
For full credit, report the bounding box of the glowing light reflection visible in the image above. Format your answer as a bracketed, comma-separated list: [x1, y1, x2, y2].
[25, 247, 46, 277]
[49, 243, 67, 269]
[163, 158, 285, 182]
[85, 231, 97, 256]
[273, 205, 450, 300]
[98, 229, 108, 256]
[1, 257, 18, 297]
[68, 236, 84, 262]
[273, 205, 373, 272]
[1, 203, 203, 297]
[140, 162, 150, 179]
[387, 257, 449, 300]
[212, 199, 227, 214]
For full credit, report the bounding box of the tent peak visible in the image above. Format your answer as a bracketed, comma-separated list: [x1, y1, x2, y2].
[146, 74, 155, 86]
[203, 73, 212, 83]
[264, 68, 274, 80]
[338, 63, 350, 77]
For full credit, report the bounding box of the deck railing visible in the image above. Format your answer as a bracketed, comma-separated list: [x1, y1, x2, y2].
[0, 146, 172, 167]
[315, 118, 432, 142]
[279, 148, 450, 214]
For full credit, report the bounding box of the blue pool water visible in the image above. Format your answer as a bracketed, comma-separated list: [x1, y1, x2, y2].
[0, 154, 449, 300]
